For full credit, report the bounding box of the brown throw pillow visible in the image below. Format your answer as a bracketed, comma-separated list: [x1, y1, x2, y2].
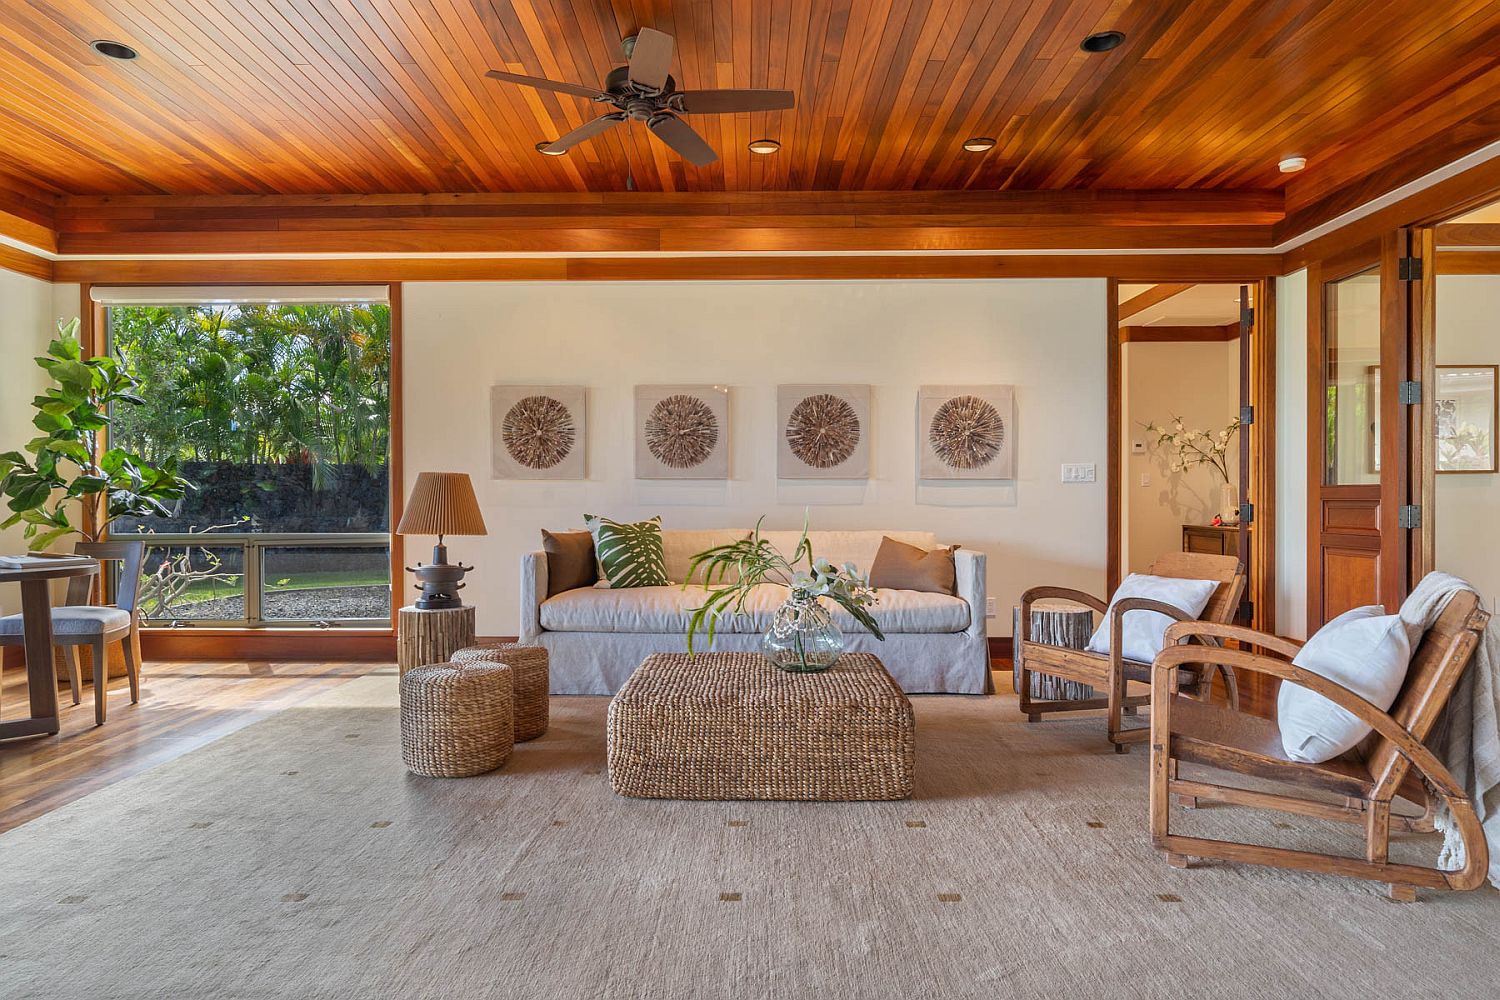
[868, 536, 957, 595]
[541, 529, 598, 596]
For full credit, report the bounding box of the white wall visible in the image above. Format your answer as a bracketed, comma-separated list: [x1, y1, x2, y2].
[1121, 339, 1239, 574]
[1275, 269, 1308, 638]
[0, 276, 77, 613]
[1435, 274, 1500, 611]
[402, 279, 1110, 637]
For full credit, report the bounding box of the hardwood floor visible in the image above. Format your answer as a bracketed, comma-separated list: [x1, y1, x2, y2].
[0, 658, 386, 835]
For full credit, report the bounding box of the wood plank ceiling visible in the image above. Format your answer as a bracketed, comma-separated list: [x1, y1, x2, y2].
[4, 0, 1500, 209]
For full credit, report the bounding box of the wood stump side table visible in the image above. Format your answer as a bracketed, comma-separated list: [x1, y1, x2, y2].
[1012, 600, 1097, 702]
[397, 605, 476, 676]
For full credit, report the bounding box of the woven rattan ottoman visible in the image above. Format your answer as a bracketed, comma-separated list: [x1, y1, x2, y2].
[607, 652, 914, 801]
[400, 661, 513, 778]
[451, 644, 549, 742]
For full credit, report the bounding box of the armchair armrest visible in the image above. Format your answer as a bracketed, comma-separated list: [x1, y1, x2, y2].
[1164, 621, 1304, 660]
[953, 549, 987, 638]
[1116, 599, 1233, 707]
[1019, 585, 1108, 619]
[520, 551, 547, 642]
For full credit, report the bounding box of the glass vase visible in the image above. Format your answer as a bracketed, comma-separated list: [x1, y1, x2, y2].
[761, 591, 845, 673]
[1219, 481, 1240, 523]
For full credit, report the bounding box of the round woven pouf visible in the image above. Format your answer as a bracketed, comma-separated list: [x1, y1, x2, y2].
[400, 661, 514, 778]
[451, 644, 549, 742]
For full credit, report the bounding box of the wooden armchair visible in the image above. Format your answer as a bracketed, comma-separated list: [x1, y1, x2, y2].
[1149, 590, 1491, 901]
[1017, 552, 1246, 752]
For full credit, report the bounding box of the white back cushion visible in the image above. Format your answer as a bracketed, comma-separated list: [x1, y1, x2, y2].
[1278, 605, 1412, 764]
[658, 530, 749, 584]
[1085, 573, 1219, 665]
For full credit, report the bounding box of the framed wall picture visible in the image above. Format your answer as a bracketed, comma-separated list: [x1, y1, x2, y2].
[1436, 364, 1498, 473]
[490, 385, 586, 479]
[777, 384, 871, 479]
[918, 385, 1016, 480]
[634, 384, 730, 479]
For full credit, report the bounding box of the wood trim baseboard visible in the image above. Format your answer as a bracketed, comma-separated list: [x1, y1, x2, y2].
[988, 636, 1013, 663]
[140, 629, 396, 661]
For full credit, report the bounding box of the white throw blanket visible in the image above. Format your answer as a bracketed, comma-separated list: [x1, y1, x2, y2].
[1397, 572, 1500, 887]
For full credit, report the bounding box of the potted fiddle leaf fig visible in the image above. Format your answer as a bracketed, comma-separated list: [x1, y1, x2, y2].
[0, 318, 192, 550]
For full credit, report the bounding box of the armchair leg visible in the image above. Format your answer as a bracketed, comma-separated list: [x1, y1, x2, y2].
[1166, 853, 1190, 869]
[91, 637, 107, 726]
[121, 635, 140, 704]
[61, 646, 81, 706]
[1388, 884, 1418, 903]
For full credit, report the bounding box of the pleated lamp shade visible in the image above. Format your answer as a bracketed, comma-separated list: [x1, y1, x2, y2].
[396, 472, 488, 537]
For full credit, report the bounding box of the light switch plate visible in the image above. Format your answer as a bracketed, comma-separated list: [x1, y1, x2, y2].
[1131, 440, 1146, 454]
[985, 597, 996, 618]
[1061, 463, 1096, 483]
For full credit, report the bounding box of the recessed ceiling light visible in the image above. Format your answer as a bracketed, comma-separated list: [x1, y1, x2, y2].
[535, 141, 566, 156]
[747, 138, 781, 154]
[1080, 30, 1125, 53]
[90, 40, 138, 60]
[962, 136, 997, 153]
[1278, 155, 1308, 173]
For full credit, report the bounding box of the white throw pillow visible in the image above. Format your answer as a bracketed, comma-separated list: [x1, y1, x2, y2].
[1084, 573, 1220, 665]
[1278, 606, 1412, 764]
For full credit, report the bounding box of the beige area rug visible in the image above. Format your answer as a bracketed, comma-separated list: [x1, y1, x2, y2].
[2, 671, 1498, 1000]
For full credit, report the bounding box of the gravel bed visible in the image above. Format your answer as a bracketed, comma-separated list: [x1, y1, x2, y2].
[146, 585, 390, 622]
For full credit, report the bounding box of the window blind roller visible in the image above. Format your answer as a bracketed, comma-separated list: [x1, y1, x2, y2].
[89, 285, 389, 306]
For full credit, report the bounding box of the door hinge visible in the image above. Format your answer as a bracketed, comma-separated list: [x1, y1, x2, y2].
[1241, 306, 1255, 327]
[1239, 502, 1254, 524]
[1239, 405, 1254, 426]
[1398, 380, 1422, 405]
[1398, 256, 1424, 281]
[1398, 505, 1423, 529]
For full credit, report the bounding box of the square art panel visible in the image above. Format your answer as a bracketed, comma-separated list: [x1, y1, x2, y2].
[777, 385, 871, 479]
[635, 385, 730, 479]
[490, 385, 586, 479]
[918, 385, 1015, 480]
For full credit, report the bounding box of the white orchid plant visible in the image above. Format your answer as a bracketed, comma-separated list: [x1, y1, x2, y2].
[1145, 414, 1240, 484]
[684, 514, 883, 653]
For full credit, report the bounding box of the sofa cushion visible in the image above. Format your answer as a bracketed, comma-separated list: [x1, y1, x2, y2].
[541, 529, 597, 596]
[869, 536, 957, 595]
[659, 529, 750, 585]
[539, 583, 969, 635]
[584, 514, 668, 588]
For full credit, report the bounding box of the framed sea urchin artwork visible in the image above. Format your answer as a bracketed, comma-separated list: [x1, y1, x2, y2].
[918, 385, 1015, 480]
[777, 384, 870, 478]
[491, 385, 586, 479]
[635, 384, 730, 479]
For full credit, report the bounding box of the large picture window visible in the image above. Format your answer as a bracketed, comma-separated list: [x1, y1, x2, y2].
[99, 286, 393, 628]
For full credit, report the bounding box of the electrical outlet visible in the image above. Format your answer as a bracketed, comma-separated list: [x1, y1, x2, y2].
[1061, 463, 1096, 483]
[1139, 473, 1150, 488]
[985, 597, 996, 618]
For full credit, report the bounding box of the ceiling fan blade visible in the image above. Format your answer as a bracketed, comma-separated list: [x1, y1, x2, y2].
[542, 113, 627, 153]
[485, 70, 607, 101]
[674, 89, 796, 114]
[647, 113, 718, 166]
[628, 27, 674, 91]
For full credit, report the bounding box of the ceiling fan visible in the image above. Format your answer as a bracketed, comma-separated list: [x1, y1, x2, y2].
[485, 28, 794, 167]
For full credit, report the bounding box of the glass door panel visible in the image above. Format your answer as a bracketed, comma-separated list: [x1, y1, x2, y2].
[1324, 268, 1382, 486]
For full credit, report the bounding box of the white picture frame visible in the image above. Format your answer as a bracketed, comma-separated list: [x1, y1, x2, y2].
[777, 384, 871, 479]
[634, 384, 730, 479]
[490, 384, 586, 480]
[918, 384, 1016, 480]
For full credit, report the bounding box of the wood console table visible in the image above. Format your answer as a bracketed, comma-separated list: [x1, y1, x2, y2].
[0, 559, 98, 740]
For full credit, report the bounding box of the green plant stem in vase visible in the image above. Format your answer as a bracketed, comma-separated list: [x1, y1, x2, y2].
[685, 514, 884, 673]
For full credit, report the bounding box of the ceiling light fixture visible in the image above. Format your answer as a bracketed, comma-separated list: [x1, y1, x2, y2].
[535, 141, 566, 156]
[1080, 30, 1125, 53]
[1278, 155, 1308, 173]
[747, 138, 781, 154]
[90, 39, 138, 60]
[962, 136, 997, 153]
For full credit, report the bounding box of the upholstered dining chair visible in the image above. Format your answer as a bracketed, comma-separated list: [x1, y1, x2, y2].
[0, 541, 145, 726]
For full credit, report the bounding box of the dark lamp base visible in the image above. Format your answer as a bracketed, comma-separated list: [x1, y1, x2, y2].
[406, 539, 473, 612]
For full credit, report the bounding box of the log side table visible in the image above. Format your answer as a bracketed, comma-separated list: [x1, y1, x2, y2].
[397, 605, 476, 676]
[1012, 600, 1097, 702]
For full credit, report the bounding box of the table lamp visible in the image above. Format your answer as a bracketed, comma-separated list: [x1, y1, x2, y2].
[396, 472, 488, 609]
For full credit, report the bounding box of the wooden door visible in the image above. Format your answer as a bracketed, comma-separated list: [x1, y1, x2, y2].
[1308, 235, 1417, 627]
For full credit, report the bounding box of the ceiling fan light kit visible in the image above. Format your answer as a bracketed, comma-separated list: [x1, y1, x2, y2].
[748, 138, 781, 154]
[962, 136, 997, 152]
[1278, 155, 1308, 173]
[488, 27, 795, 167]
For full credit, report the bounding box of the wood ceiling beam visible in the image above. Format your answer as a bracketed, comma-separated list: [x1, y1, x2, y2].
[1119, 324, 1239, 343]
[1117, 283, 1195, 321]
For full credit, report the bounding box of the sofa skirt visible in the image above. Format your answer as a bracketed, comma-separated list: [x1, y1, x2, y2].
[534, 629, 991, 695]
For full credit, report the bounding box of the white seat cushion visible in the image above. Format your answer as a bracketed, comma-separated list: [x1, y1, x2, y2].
[1278, 605, 1412, 763]
[1085, 573, 1220, 664]
[539, 584, 969, 635]
[0, 606, 131, 635]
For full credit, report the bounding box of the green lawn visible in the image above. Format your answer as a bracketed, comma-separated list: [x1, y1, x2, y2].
[141, 569, 389, 607]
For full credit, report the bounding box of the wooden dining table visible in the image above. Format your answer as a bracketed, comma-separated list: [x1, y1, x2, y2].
[0, 559, 98, 740]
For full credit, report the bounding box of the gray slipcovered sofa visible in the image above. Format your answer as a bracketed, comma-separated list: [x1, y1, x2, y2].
[520, 529, 988, 695]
